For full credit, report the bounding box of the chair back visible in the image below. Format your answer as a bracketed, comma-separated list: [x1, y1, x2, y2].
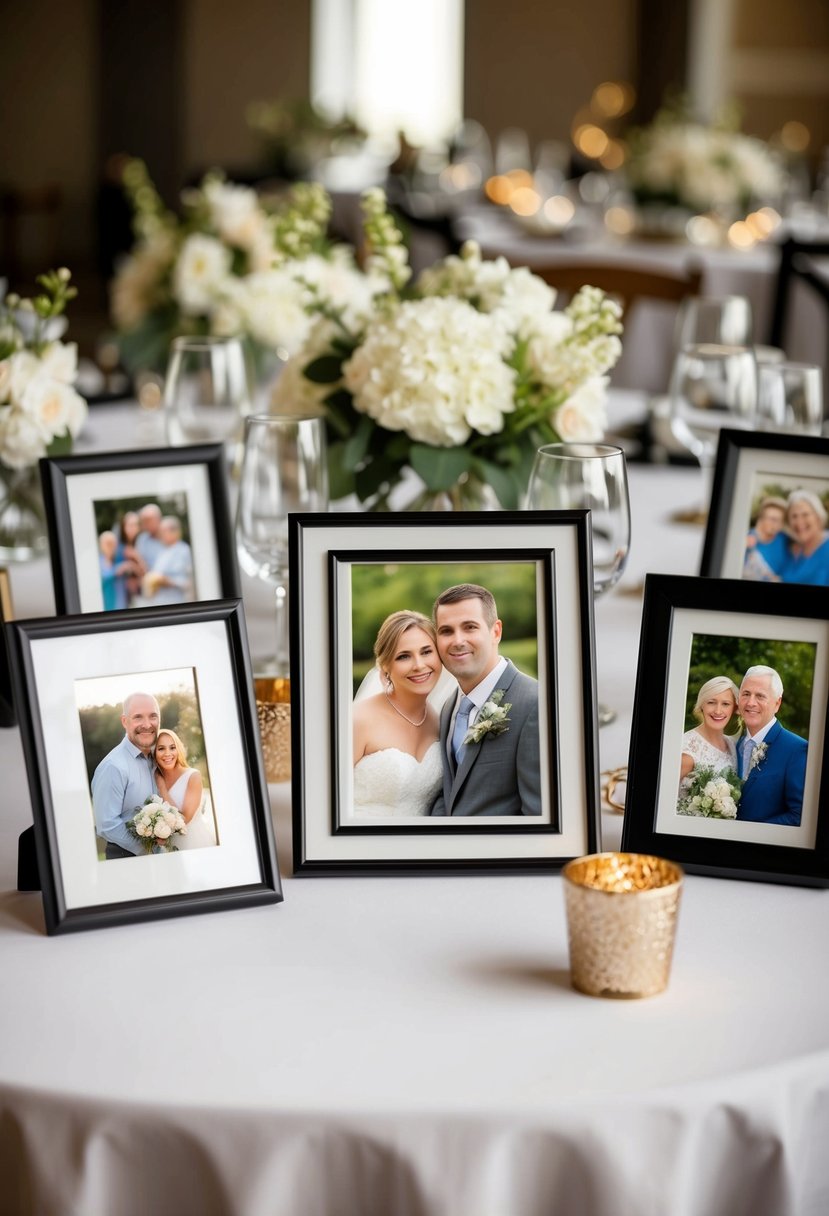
[768, 237, 829, 360]
[522, 261, 704, 317]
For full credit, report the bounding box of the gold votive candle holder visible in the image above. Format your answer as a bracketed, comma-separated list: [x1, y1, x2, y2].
[562, 852, 683, 999]
[255, 676, 291, 784]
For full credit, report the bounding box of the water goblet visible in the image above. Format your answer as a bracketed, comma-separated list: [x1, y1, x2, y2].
[669, 342, 758, 521]
[757, 361, 823, 435]
[236, 414, 328, 675]
[164, 335, 251, 453]
[526, 442, 631, 726]
[674, 295, 753, 350]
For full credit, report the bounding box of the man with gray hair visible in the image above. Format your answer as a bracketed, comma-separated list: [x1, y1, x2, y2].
[91, 691, 160, 858]
[736, 665, 807, 826]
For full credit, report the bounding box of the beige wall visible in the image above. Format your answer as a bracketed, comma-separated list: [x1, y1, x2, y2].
[464, 0, 639, 153]
[0, 0, 97, 265]
[183, 0, 311, 175]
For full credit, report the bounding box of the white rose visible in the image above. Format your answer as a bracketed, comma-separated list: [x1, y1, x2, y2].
[0, 359, 11, 403]
[173, 234, 231, 315]
[40, 341, 78, 385]
[154, 822, 172, 840]
[8, 350, 40, 402]
[0, 407, 48, 467]
[19, 374, 77, 442]
[552, 375, 608, 441]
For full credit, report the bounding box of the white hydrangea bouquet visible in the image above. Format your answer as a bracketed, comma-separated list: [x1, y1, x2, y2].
[127, 794, 188, 854]
[625, 103, 784, 218]
[111, 162, 385, 377]
[678, 765, 742, 819]
[0, 269, 88, 556]
[273, 188, 623, 510]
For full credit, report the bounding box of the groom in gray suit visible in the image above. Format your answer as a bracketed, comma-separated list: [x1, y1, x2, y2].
[430, 583, 542, 816]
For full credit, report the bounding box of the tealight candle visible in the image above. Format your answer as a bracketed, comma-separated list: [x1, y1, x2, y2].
[562, 852, 683, 998]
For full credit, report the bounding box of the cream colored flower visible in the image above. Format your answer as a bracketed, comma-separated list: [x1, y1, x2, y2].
[552, 376, 609, 441]
[40, 341, 78, 385]
[173, 234, 231, 315]
[0, 407, 48, 468]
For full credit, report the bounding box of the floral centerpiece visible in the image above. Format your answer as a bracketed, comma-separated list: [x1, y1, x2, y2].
[126, 794, 188, 854]
[0, 269, 87, 558]
[625, 102, 784, 221]
[678, 765, 742, 819]
[111, 162, 385, 379]
[273, 188, 624, 510]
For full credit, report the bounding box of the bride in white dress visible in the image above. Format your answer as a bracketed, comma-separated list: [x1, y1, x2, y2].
[352, 610, 448, 817]
[678, 675, 740, 807]
[154, 728, 217, 850]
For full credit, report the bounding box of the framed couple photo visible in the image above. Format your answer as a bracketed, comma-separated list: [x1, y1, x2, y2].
[7, 599, 282, 934]
[622, 575, 829, 886]
[40, 444, 240, 615]
[700, 429, 829, 588]
[290, 511, 600, 875]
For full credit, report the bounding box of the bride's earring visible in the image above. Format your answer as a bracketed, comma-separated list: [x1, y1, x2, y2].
[384, 671, 394, 694]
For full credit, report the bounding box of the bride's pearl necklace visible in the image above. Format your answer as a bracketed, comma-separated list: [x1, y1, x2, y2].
[385, 690, 428, 727]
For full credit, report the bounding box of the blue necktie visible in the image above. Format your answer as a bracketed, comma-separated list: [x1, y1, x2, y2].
[452, 697, 475, 764]
[741, 737, 756, 778]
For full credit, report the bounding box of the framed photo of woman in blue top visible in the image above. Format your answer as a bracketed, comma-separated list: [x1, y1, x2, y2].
[701, 430, 829, 587]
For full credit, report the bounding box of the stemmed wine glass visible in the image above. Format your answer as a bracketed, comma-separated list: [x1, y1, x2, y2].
[526, 443, 631, 726]
[757, 361, 823, 435]
[235, 414, 328, 676]
[164, 335, 251, 454]
[668, 342, 758, 521]
[674, 295, 753, 349]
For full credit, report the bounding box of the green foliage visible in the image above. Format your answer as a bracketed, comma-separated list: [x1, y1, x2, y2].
[685, 633, 816, 739]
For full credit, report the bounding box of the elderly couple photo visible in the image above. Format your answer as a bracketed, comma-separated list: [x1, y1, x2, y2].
[743, 483, 829, 587]
[351, 581, 543, 819]
[95, 496, 195, 611]
[678, 662, 809, 827]
[85, 687, 217, 859]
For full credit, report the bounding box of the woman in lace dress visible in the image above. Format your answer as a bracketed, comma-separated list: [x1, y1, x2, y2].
[154, 728, 217, 850]
[678, 675, 740, 806]
[352, 610, 447, 817]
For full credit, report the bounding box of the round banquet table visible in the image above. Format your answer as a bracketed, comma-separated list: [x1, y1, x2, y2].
[2, 402, 829, 1216]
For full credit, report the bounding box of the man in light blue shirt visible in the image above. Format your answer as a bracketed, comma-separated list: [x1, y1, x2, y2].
[134, 503, 164, 571]
[91, 692, 160, 859]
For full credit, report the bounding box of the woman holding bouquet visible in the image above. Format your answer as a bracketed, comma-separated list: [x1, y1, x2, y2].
[154, 728, 216, 849]
[678, 675, 741, 805]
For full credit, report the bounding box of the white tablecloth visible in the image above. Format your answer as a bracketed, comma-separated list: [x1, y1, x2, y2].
[2, 406, 829, 1216]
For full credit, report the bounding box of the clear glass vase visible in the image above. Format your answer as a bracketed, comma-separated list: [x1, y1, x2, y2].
[0, 463, 48, 561]
[402, 470, 503, 512]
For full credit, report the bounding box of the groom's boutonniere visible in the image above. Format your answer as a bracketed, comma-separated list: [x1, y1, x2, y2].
[464, 689, 512, 745]
[748, 741, 768, 775]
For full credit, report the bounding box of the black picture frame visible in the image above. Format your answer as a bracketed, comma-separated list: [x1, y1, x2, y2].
[41, 444, 241, 614]
[7, 598, 282, 934]
[621, 574, 829, 887]
[290, 510, 599, 875]
[700, 428, 829, 585]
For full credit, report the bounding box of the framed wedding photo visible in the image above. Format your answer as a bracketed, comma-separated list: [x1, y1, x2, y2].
[290, 510, 599, 875]
[7, 599, 282, 934]
[700, 429, 829, 587]
[621, 574, 829, 886]
[40, 444, 240, 614]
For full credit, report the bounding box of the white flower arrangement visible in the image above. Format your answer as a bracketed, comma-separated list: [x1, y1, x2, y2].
[273, 190, 623, 509]
[111, 163, 385, 375]
[626, 105, 784, 217]
[0, 269, 87, 471]
[464, 690, 512, 745]
[127, 794, 188, 854]
[678, 765, 742, 819]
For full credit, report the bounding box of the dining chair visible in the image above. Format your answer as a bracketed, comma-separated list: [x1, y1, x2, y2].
[768, 236, 829, 358]
[518, 260, 704, 319]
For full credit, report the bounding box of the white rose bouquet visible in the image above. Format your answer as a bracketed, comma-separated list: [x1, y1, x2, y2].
[111, 162, 385, 377]
[126, 794, 188, 854]
[273, 188, 623, 509]
[678, 765, 742, 819]
[625, 103, 784, 217]
[0, 269, 88, 555]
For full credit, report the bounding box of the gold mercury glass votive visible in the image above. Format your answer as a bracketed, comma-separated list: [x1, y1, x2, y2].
[255, 676, 291, 783]
[562, 852, 683, 999]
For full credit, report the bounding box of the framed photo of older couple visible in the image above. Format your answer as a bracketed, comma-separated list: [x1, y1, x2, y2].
[7, 599, 282, 933]
[700, 429, 829, 588]
[40, 445, 240, 615]
[289, 511, 600, 875]
[622, 574, 829, 886]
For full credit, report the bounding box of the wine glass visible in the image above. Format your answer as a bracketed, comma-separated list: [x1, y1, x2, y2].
[526, 443, 631, 726]
[669, 343, 758, 520]
[235, 414, 328, 676]
[163, 336, 251, 453]
[674, 295, 753, 349]
[757, 361, 823, 435]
